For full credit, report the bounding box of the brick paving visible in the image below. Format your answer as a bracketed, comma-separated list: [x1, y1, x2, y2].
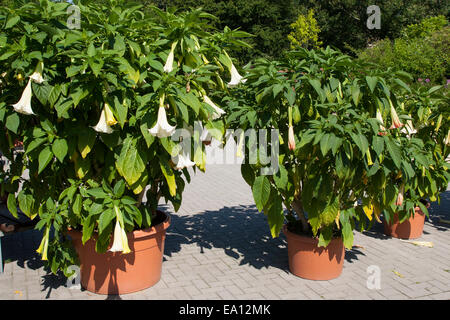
[1, 147, 449, 300]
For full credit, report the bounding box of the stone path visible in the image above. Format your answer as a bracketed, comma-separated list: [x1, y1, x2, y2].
[1, 162, 449, 300]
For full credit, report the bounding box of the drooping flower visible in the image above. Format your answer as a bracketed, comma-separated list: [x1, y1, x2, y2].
[389, 101, 404, 129]
[12, 79, 35, 115]
[227, 64, 247, 87]
[109, 219, 131, 254]
[104, 103, 118, 126]
[376, 109, 387, 136]
[36, 227, 50, 261]
[163, 41, 178, 73]
[396, 184, 404, 206]
[444, 129, 450, 146]
[236, 131, 245, 158]
[403, 119, 417, 136]
[30, 61, 44, 84]
[203, 95, 225, 119]
[174, 151, 196, 170]
[288, 125, 295, 151]
[149, 105, 176, 138]
[92, 109, 114, 134]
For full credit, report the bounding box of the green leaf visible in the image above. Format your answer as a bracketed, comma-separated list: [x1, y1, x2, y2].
[384, 136, 402, 168]
[5, 16, 20, 29]
[372, 136, 384, 156]
[7, 193, 18, 219]
[38, 146, 53, 174]
[6, 113, 20, 134]
[116, 137, 146, 186]
[32, 83, 51, 106]
[252, 175, 271, 212]
[98, 209, 115, 234]
[160, 161, 176, 197]
[113, 180, 125, 198]
[309, 79, 325, 103]
[52, 138, 68, 163]
[241, 163, 255, 186]
[273, 164, 288, 190]
[78, 129, 96, 159]
[267, 194, 284, 238]
[366, 76, 378, 93]
[341, 217, 354, 249]
[73, 194, 82, 215]
[284, 86, 296, 106]
[318, 226, 333, 248]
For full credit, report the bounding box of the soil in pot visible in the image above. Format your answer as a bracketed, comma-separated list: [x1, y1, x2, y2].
[68, 210, 171, 295]
[283, 225, 345, 281]
[383, 206, 427, 240]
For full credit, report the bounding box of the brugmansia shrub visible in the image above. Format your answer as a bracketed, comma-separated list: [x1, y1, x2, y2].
[226, 46, 448, 249]
[0, 0, 250, 275]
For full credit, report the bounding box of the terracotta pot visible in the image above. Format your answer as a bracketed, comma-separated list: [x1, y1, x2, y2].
[283, 225, 345, 280]
[383, 207, 426, 239]
[68, 210, 171, 295]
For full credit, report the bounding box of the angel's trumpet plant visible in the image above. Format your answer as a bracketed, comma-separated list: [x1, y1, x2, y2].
[12, 79, 35, 115]
[109, 207, 131, 254]
[175, 151, 196, 170]
[36, 226, 50, 261]
[93, 108, 114, 134]
[389, 100, 404, 129]
[203, 94, 225, 119]
[376, 109, 387, 136]
[30, 61, 44, 84]
[288, 107, 295, 151]
[149, 94, 176, 138]
[163, 41, 178, 73]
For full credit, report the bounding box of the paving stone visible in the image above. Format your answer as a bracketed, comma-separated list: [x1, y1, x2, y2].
[1, 164, 449, 300]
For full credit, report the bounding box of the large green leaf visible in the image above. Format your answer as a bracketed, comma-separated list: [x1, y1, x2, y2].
[78, 129, 96, 159]
[116, 137, 146, 186]
[384, 136, 402, 168]
[38, 146, 53, 174]
[252, 175, 271, 212]
[52, 138, 68, 163]
[267, 194, 284, 238]
[160, 161, 176, 197]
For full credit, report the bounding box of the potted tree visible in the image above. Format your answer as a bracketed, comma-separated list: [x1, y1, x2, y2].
[0, 0, 249, 294]
[226, 47, 422, 280]
[380, 82, 450, 239]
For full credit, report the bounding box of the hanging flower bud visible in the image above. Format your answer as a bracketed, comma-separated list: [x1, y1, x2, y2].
[444, 129, 450, 146]
[104, 103, 118, 126]
[236, 131, 245, 158]
[389, 100, 404, 129]
[396, 184, 404, 206]
[203, 95, 225, 119]
[288, 125, 296, 151]
[163, 41, 178, 73]
[12, 79, 35, 115]
[36, 227, 50, 261]
[92, 109, 114, 134]
[376, 109, 387, 136]
[30, 61, 44, 84]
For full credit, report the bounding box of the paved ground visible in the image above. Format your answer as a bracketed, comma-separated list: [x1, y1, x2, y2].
[1, 153, 450, 300]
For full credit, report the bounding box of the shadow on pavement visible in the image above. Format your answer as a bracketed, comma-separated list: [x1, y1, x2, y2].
[164, 204, 290, 272]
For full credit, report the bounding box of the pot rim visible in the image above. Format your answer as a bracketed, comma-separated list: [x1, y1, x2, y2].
[282, 225, 342, 245]
[68, 210, 171, 241]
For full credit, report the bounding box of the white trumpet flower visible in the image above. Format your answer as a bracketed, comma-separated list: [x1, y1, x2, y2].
[174, 151, 196, 170]
[92, 109, 114, 134]
[164, 41, 178, 73]
[12, 79, 35, 115]
[30, 61, 44, 84]
[149, 106, 176, 138]
[203, 95, 225, 119]
[109, 219, 131, 254]
[227, 64, 247, 87]
[444, 129, 450, 146]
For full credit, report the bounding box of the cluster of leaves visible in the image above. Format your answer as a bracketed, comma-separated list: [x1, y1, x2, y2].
[225, 46, 449, 249]
[358, 16, 449, 85]
[0, 0, 249, 275]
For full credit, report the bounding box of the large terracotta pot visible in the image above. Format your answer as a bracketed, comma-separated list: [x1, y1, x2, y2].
[383, 207, 426, 239]
[68, 210, 171, 295]
[283, 225, 345, 280]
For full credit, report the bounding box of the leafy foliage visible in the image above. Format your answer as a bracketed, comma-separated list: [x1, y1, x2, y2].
[288, 9, 322, 49]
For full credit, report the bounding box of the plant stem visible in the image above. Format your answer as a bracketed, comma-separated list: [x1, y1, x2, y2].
[292, 197, 308, 233]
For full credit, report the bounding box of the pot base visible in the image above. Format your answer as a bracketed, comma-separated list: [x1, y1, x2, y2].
[283, 226, 345, 281]
[68, 211, 171, 295]
[383, 207, 425, 240]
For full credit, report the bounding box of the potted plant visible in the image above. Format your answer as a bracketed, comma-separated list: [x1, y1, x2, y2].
[380, 81, 450, 239]
[0, 0, 249, 294]
[226, 47, 421, 280]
